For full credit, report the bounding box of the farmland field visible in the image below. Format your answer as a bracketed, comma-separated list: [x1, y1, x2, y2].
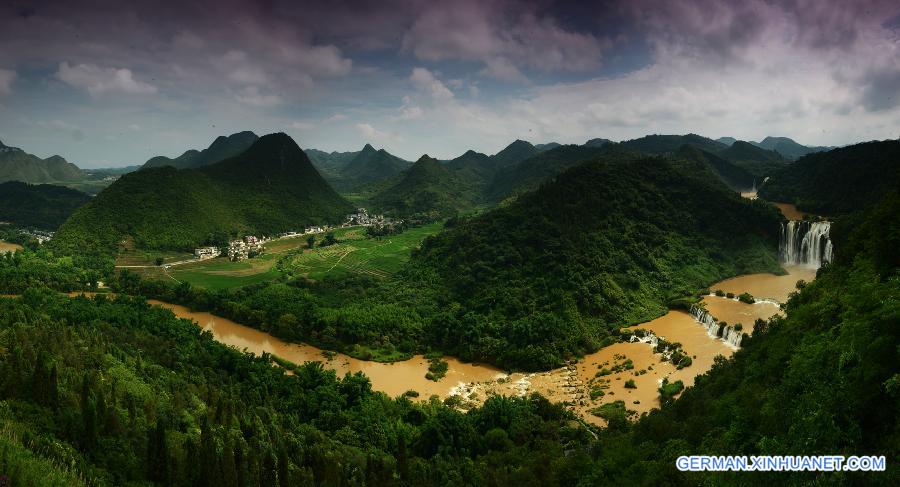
[282, 222, 444, 280]
[164, 222, 444, 289]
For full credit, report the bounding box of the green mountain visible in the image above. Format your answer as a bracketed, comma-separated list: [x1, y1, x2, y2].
[486, 144, 617, 201]
[404, 153, 782, 369]
[490, 139, 543, 168]
[621, 133, 727, 154]
[141, 131, 259, 170]
[334, 144, 411, 191]
[53, 133, 352, 255]
[0, 140, 85, 183]
[444, 149, 495, 194]
[305, 148, 360, 180]
[758, 139, 900, 215]
[755, 135, 834, 159]
[676, 145, 757, 191]
[535, 142, 561, 151]
[0, 181, 91, 229]
[716, 136, 737, 146]
[370, 155, 478, 218]
[585, 137, 612, 147]
[718, 140, 788, 177]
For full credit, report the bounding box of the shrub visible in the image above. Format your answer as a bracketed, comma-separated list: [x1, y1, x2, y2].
[715, 289, 726, 297]
[624, 379, 637, 389]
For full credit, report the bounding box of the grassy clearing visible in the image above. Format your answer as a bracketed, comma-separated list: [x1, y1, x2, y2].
[283, 222, 444, 281]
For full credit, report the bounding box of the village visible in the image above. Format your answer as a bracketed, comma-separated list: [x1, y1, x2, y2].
[191, 208, 400, 263]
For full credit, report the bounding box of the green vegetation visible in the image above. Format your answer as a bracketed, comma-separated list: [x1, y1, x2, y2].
[759, 140, 900, 215]
[279, 223, 443, 281]
[332, 143, 412, 192]
[0, 139, 897, 484]
[0, 182, 91, 229]
[52, 133, 353, 257]
[624, 379, 636, 389]
[371, 156, 479, 219]
[737, 292, 755, 303]
[658, 378, 685, 404]
[0, 139, 84, 184]
[400, 155, 782, 369]
[141, 131, 258, 170]
[0, 290, 588, 486]
[754, 136, 834, 160]
[425, 356, 449, 381]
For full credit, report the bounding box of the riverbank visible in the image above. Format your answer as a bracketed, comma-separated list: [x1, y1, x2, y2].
[130, 264, 815, 427]
[0, 241, 22, 254]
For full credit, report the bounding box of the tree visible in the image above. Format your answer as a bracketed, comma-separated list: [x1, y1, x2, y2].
[306, 235, 316, 249]
[155, 257, 164, 266]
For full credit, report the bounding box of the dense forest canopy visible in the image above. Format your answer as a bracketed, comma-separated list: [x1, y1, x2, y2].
[758, 139, 900, 215]
[0, 181, 91, 229]
[51, 133, 353, 256]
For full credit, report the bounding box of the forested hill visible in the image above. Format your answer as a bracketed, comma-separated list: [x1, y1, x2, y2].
[758, 139, 900, 215]
[486, 144, 618, 201]
[333, 144, 411, 191]
[141, 131, 259, 170]
[675, 145, 757, 191]
[0, 181, 91, 229]
[402, 154, 782, 369]
[0, 140, 85, 183]
[52, 133, 352, 255]
[370, 155, 478, 218]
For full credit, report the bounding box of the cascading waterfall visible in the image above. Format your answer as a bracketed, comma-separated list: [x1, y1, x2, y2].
[779, 220, 834, 268]
[689, 304, 743, 347]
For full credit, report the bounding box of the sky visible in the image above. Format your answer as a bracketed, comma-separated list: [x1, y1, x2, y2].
[0, 0, 899, 168]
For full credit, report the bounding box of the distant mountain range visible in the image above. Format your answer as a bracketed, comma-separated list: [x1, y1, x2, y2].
[0, 139, 85, 183]
[142, 131, 259, 170]
[0, 181, 91, 229]
[716, 136, 835, 160]
[53, 133, 352, 254]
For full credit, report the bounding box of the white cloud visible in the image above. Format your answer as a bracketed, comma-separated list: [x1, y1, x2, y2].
[215, 50, 269, 85]
[480, 57, 528, 83]
[410, 68, 454, 100]
[356, 122, 403, 143]
[129, 124, 141, 132]
[56, 62, 158, 96]
[289, 120, 314, 130]
[0, 69, 15, 96]
[234, 86, 281, 107]
[325, 113, 348, 123]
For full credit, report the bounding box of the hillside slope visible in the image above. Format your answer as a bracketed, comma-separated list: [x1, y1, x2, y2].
[371, 155, 478, 218]
[0, 181, 91, 229]
[755, 135, 834, 159]
[53, 133, 352, 254]
[0, 140, 84, 183]
[402, 154, 783, 369]
[335, 144, 411, 191]
[142, 131, 259, 170]
[758, 139, 900, 215]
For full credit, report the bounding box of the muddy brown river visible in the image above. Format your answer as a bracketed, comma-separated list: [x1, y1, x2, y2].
[132, 265, 813, 426]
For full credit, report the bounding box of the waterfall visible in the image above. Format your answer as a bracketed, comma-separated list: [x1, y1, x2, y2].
[779, 220, 833, 268]
[689, 304, 743, 347]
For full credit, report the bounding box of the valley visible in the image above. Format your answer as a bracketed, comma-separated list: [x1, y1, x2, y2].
[127, 262, 814, 427]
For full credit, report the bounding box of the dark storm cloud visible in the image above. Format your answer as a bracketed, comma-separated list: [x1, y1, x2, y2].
[1, 0, 899, 166]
